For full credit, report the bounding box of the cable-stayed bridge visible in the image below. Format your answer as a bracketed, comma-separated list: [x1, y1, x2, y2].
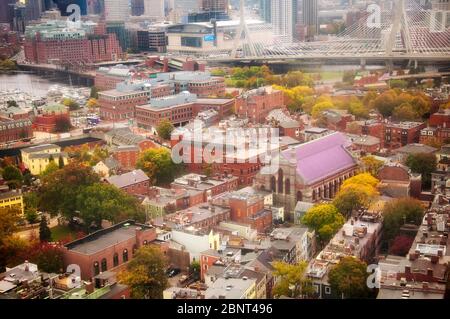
[202, 0, 450, 64]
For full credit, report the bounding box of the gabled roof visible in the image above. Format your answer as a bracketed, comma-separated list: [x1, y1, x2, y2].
[106, 169, 149, 188]
[281, 132, 356, 185]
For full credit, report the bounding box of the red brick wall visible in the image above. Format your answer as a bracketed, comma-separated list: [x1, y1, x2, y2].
[378, 166, 410, 182]
[63, 227, 156, 280]
[119, 180, 150, 195]
[235, 89, 284, 123]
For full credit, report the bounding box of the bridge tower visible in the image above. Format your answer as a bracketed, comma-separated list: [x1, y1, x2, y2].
[231, 0, 258, 58]
[385, 0, 412, 56]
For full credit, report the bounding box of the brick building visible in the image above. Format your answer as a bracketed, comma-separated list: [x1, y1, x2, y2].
[384, 122, 426, 149]
[171, 173, 239, 202]
[256, 132, 359, 219]
[235, 86, 285, 124]
[106, 169, 150, 195]
[0, 116, 32, 144]
[63, 220, 159, 280]
[24, 20, 122, 64]
[171, 126, 276, 186]
[111, 145, 140, 170]
[135, 92, 234, 133]
[227, 192, 273, 233]
[95, 65, 133, 91]
[98, 81, 152, 120]
[155, 203, 230, 231]
[33, 103, 70, 133]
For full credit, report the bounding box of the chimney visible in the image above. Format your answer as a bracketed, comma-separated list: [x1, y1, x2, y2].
[427, 268, 434, 277]
[427, 213, 433, 226]
[437, 250, 443, 257]
[85, 281, 95, 294]
[24, 260, 29, 272]
[135, 227, 144, 247]
[422, 282, 429, 290]
[431, 256, 439, 264]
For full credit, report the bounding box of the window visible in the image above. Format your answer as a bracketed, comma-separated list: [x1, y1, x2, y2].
[101, 258, 107, 272]
[93, 262, 100, 276]
[113, 253, 119, 267]
[181, 37, 202, 48]
[325, 286, 331, 294]
[123, 249, 129, 262]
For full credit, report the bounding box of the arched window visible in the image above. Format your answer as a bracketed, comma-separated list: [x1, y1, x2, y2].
[270, 176, 276, 192]
[93, 262, 100, 276]
[132, 244, 137, 255]
[285, 178, 290, 195]
[123, 249, 129, 262]
[113, 253, 119, 267]
[297, 191, 303, 202]
[101, 258, 107, 272]
[312, 190, 316, 201]
[277, 169, 283, 194]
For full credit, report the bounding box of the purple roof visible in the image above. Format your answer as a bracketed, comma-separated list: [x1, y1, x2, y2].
[281, 133, 356, 185]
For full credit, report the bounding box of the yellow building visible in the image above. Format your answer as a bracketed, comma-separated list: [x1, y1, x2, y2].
[21, 144, 68, 175]
[0, 190, 24, 215]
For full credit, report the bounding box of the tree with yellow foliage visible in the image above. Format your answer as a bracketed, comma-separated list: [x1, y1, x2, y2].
[272, 261, 314, 298]
[361, 156, 383, 176]
[333, 173, 379, 217]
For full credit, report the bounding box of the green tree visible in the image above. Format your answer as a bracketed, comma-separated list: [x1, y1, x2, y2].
[58, 155, 65, 169]
[41, 161, 59, 177]
[372, 90, 398, 117]
[328, 257, 372, 299]
[272, 261, 314, 298]
[389, 79, 408, 89]
[118, 246, 168, 299]
[382, 198, 424, 242]
[189, 260, 200, 279]
[7, 100, 18, 107]
[0, 207, 22, 270]
[137, 148, 179, 185]
[156, 119, 174, 140]
[76, 183, 145, 229]
[24, 192, 39, 223]
[2, 165, 23, 189]
[90, 86, 99, 99]
[301, 204, 345, 245]
[54, 116, 73, 133]
[361, 156, 384, 176]
[39, 215, 52, 242]
[29, 242, 64, 273]
[392, 103, 418, 121]
[39, 162, 100, 219]
[62, 98, 80, 111]
[405, 152, 437, 189]
[25, 209, 39, 224]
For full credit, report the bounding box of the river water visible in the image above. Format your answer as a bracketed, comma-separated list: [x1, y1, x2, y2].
[0, 72, 88, 98]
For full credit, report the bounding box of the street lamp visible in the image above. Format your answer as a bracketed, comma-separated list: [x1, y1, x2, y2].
[112, 106, 116, 130]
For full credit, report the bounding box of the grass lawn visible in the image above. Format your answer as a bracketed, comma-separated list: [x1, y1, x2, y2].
[307, 71, 344, 82]
[50, 225, 79, 242]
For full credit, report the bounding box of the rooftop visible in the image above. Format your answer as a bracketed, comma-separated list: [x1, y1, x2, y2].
[280, 132, 357, 185]
[21, 144, 60, 154]
[65, 220, 152, 255]
[106, 169, 149, 189]
[395, 143, 437, 155]
[204, 277, 256, 299]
